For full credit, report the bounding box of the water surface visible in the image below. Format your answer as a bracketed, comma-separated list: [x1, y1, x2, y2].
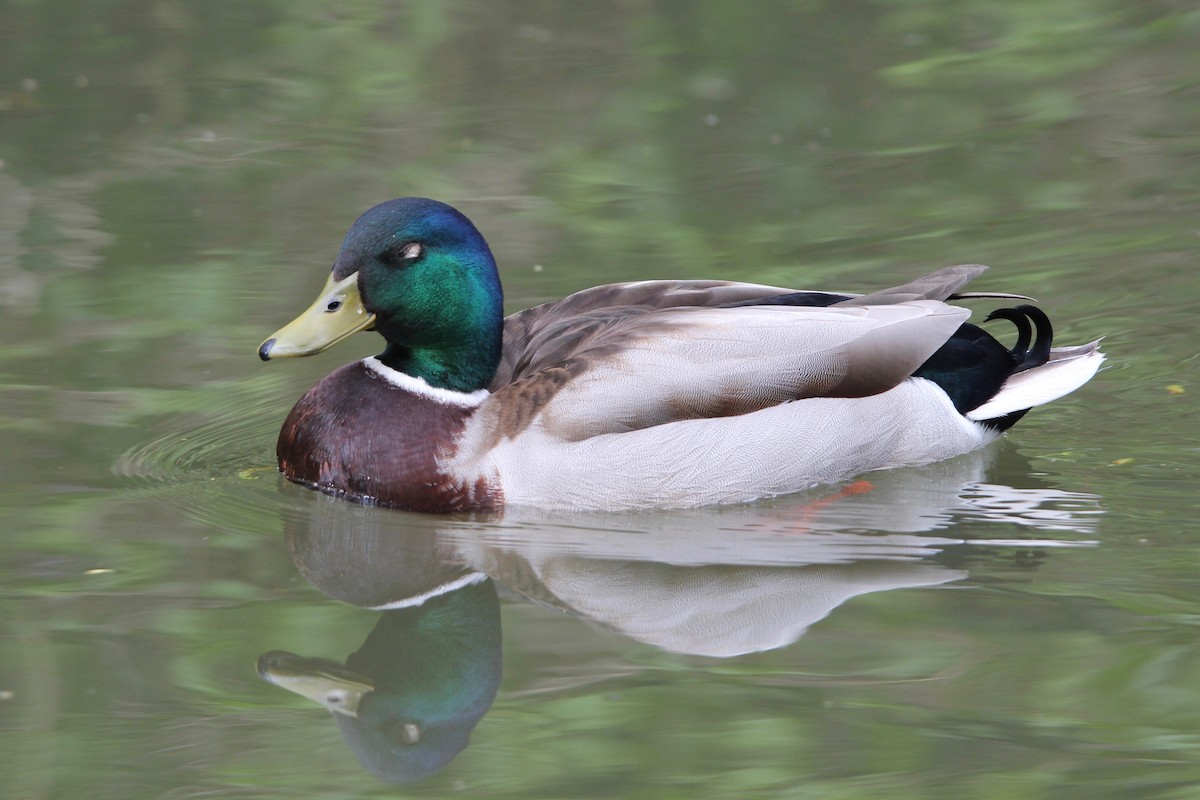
[2, 3, 1199, 798]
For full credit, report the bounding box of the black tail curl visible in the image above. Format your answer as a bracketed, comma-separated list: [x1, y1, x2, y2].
[984, 304, 1053, 373]
[912, 302, 1057, 431]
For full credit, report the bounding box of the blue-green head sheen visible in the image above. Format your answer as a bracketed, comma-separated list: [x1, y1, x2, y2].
[332, 198, 504, 392]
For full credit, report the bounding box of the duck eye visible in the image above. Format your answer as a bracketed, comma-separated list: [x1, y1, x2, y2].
[387, 241, 424, 266]
[387, 721, 421, 745]
[384, 724, 427, 748]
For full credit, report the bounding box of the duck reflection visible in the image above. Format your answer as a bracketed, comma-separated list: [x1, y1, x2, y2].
[258, 519, 501, 783]
[259, 447, 1101, 781]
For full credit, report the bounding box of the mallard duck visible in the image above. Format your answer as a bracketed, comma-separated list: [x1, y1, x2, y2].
[259, 197, 1103, 513]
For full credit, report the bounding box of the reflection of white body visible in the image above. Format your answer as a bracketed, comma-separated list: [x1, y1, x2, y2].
[512, 559, 963, 658]
[282, 448, 1100, 658]
[446, 448, 1101, 657]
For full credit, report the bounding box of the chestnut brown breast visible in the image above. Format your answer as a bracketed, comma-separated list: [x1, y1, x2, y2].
[276, 361, 501, 512]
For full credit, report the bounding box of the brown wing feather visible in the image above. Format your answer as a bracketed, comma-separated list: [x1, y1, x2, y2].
[492, 279, 797, 388]
[478, 266, 991, 447]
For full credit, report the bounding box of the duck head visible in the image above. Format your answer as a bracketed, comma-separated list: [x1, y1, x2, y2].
[259, 198, 504, 393]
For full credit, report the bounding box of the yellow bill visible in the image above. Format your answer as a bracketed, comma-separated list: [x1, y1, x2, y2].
[259, 272, 375, 360]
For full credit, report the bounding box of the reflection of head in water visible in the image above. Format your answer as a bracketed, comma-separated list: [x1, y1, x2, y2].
[334, 577, 502, 782]
[263, 503, 503, 782]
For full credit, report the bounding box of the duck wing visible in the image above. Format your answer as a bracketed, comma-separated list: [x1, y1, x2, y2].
[470, 266, 985, 447]
[493, 264, 990, 387]
[493, 279, 803, 387]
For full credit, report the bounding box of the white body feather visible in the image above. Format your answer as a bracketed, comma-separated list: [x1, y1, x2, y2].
[458, 378, 995, 510]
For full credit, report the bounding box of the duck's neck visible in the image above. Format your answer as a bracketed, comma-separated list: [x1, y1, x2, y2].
[373, 266, 504, 394]
[378, 339, 498, 394]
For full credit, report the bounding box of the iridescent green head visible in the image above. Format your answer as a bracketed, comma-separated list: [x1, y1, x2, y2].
[260, 198, 504, 393]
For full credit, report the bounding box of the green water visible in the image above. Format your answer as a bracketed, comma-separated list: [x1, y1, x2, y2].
[2, 2, 1199, 797]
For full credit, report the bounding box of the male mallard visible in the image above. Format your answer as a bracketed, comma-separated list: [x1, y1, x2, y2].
[259, 197, 1103, 512]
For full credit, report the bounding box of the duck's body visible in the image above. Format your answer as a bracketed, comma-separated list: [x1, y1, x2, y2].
[261, 198, 1103, 513]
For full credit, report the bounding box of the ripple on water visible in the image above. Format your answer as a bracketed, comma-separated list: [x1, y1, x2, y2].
[111, 381, 295, 535]
[114, 393, 282, 482]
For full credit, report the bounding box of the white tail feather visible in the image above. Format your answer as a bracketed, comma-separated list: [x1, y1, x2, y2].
[967, 342, 1104, 421]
